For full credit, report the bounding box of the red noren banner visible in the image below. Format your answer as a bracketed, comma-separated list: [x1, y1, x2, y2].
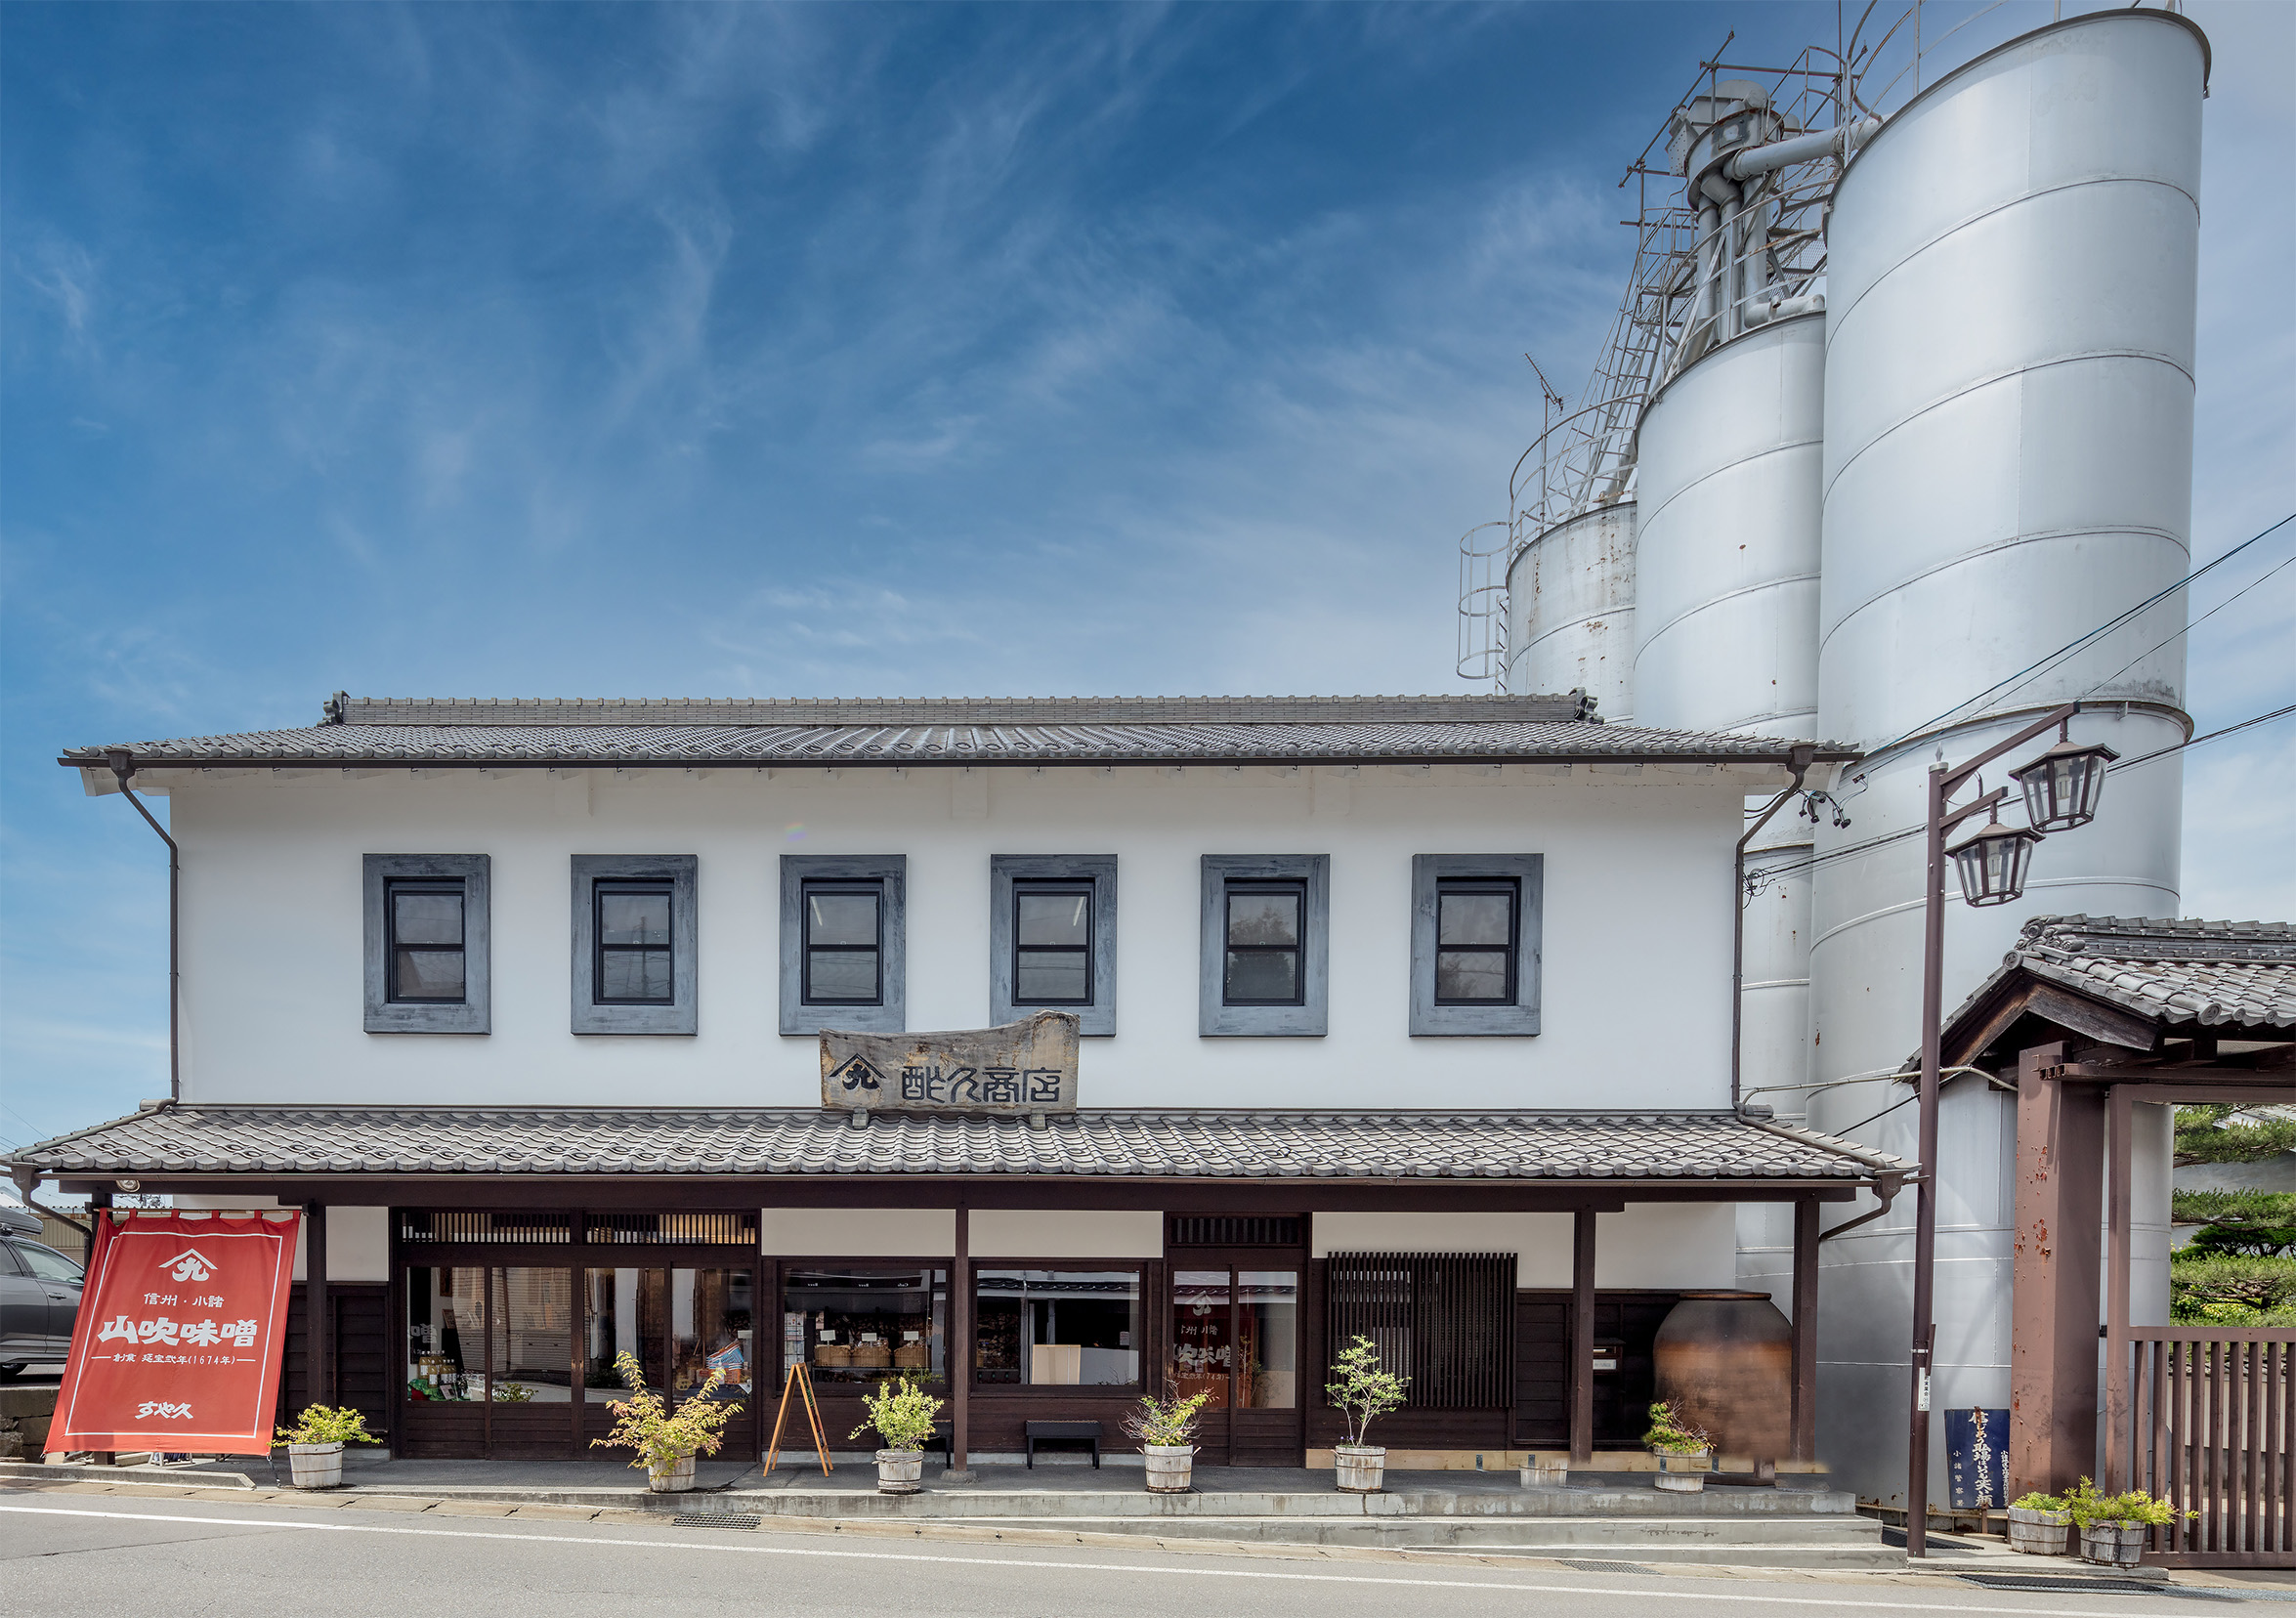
[51, 1210, 301, 1456]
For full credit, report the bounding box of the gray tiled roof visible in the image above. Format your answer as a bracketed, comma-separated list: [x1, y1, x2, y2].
[60, 693, 1854, 771]
[7, 1106, 1906, 1183]
[2005, 915, 2296, 1033]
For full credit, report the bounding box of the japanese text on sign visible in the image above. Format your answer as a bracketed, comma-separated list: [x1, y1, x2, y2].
[821, 1011, 1079, 1114]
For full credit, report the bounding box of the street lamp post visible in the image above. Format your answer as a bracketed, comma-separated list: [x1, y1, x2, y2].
[1904, 702, 2117, 1558]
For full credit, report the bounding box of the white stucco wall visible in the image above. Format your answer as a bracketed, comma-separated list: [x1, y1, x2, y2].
[762, 1208, 955, 1257]
[1312, 1204, 1739, 1292]
[154, 763, 1746, 1112]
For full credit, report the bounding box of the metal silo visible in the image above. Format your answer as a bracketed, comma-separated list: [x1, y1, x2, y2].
[1502, 503, 1637, 719]
[1805, 10, 2206, 1509]
[1633, 312, 1826, 1098]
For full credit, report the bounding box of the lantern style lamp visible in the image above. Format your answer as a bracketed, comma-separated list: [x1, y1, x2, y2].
[1947, 815, 2045, 907]
[2009, 719, 2118, 832]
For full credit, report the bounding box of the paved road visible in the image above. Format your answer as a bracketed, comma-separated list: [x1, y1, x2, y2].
[0, 1494, 2205, 1616]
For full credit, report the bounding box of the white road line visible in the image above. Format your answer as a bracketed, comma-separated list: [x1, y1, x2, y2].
[0, 1504, 2162, 1616]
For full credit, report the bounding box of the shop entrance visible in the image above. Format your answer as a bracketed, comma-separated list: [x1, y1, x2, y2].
[1167, 1260, 1303, 1467]
[395, 1210, 761, 1462]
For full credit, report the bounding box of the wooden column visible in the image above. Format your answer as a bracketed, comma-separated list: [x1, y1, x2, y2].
[951, 1204, 969, 1472]
[304, 1204, 328, 1415]
[1791, 1197, 1821, 1465]
[1569, 1207, 1596, 1466]
[2104, 1086, 2135, 1493]
[2009, 1042, 2104, 1498]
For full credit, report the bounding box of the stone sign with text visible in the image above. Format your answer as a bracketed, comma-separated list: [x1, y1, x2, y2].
[821, 1010, 1080, 1114]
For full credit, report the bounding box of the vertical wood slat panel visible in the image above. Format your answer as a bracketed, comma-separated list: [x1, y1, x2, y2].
[1325, 1253, 1511, 1409]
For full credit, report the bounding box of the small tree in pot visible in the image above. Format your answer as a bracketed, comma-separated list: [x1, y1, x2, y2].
[1643, 1401, 1714, 1493]
[1123, 1385, 1212, 1494]
[1325, 1335, 1409, 1494]
[589, 1348, 744, 1492]
[850, 1375, 944, 1495]
[276, 1404, 380, 1490]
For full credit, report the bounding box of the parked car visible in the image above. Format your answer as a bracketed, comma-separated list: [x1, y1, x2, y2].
[1, 1217, 84, 1378]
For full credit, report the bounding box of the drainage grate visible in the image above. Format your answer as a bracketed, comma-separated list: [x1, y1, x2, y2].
[671, 1512, 761, 1531]
[1959, 1574, 2244, 1600]
[1554, 1560, 1654, 1575]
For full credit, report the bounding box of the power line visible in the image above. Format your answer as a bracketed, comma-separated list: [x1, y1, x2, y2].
[1746, 700, 2296, 893]
[1871, 511, 2294, 758]
[2081, 548, 2296, 700]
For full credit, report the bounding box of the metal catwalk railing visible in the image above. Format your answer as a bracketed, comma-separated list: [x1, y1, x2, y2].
[2122, 1329, 2296, 1568]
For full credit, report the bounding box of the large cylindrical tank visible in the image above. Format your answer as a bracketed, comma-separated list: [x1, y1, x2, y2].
[1805, 10, 2204, 1508]
[1634, 313, 1826, 1104]
[1503, 502, 1637, 720]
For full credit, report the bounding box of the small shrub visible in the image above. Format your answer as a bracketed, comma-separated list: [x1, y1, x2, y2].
[2063, 1476, 2192, 1529]
[2168, 1253, 2296, 1324]
[588, 1348, 744, 1473]
[2010, 1491, 2064, 1513]
[848, 1375, 943, 1452]
[276, 1404, 380, 1447]
[1122, 1386, 1212, 1449]
[1643, 1400, 1713, 1456]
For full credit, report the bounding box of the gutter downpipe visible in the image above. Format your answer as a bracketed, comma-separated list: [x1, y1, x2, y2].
[106, 749, 179, 1104]
[1732, 744, 1816, 1109]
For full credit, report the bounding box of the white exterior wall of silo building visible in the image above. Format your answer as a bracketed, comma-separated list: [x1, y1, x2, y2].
[1804, 12, 2204, 1506]
[1503, 502, 1637, 722]
[1632, 313, 1826, 1103]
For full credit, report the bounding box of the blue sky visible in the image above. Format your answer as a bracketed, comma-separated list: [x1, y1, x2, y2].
[3, 2, 2290, 1151]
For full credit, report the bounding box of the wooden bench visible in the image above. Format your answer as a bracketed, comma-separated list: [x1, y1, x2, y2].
[1024, 1419, 1103, 1469]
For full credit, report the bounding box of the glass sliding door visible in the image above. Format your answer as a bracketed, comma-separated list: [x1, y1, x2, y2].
[1161, 1264, 1303, 1467]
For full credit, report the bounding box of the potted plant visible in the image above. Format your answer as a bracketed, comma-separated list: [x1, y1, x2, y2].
[2065, 1476, 2190, 1568]
[1643, 1401, 1714, 1493]
[848, 1375, 944, 1495]
[275, 1404, 380, 1490]
[1123, 1386, 1212, 1494]
[2007, 1490, 2072, 1556]
[1325, 1334, 1409, 1494]
[588, 1347, 744, 1492]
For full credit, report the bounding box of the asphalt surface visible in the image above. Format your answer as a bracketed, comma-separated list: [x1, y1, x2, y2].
[0, 1494, 2221, 1616]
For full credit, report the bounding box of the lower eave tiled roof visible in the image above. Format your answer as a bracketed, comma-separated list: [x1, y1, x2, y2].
[1949, 915, 2296, 1043]
[8, 1106, 1907, 1184]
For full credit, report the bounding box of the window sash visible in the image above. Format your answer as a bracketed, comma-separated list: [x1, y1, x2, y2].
[1223, 882, 1306, 1006]
[593, 881, 675, 1005]
[1011, 883, 1093, 1006]
[1433, 879, 1518, 1004]
[803, 881, 883, 1005]
[387, 879, 466, 1003]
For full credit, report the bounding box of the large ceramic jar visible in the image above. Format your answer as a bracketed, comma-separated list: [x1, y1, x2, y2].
[1652, 1291, 1792, 1464]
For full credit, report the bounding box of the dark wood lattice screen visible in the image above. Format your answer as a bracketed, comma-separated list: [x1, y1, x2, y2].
[1169, 1215, 1302, 1248]
[1325, 1251, 1515, 1409]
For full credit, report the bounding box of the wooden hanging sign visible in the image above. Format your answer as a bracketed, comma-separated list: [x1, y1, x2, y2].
[821, 1010, 1079, 1114]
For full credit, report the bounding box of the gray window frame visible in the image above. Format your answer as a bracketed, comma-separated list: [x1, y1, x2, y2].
[1409, 853, 1544, 1037]
[781, 855, 907, 1036]
[571, 855, 699, 1035]
[989, 855, 1118, 1036]
[362, 854, 490, 1035]
[1200, 854, 1329, 1037]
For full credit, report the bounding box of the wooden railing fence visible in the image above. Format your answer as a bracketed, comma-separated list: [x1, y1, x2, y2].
[2122, 1328, 2296, 1568]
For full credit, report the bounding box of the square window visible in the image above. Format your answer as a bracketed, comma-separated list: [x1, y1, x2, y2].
[1411, 855, 1542, 1036]
[595, 881, 674, 1004]
[1223, 882, 1305, 1006]
[572, 856, 697, 1034]
[803, 883, 882, 1004]
[989, 857, 1117, 1035]
[1434, 880, 1516, 1004]
[1199, 856, 1327, 1036]
[781, 856, 906, 1035]
[364, 855, 489, 1034]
